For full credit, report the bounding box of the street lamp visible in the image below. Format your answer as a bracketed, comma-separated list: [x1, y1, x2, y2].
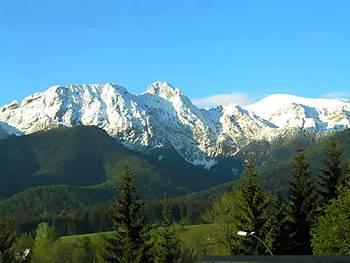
[237, 231, 274, 256]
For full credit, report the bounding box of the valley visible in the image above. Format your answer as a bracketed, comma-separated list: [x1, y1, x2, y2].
[2, 1, 350, 260]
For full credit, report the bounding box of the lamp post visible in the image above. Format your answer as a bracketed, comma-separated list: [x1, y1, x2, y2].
[237, 231, 274, 256]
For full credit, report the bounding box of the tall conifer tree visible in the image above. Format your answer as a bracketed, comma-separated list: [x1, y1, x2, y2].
[154, 200, 181, 263]
[319, 141, 345, 203]
[103, 164, 152, 263]
[270, 193, 290, 255]
[288, 150, 317, 254]
[234, 160, 273, 255]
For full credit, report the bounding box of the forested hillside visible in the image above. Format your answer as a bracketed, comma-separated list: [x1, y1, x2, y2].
[0, 126, 243, 199]
[1, 127, 349, 239]
[254, 129, 350, 193]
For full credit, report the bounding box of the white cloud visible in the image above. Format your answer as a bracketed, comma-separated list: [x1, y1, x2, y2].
[321, 92, 349, 99]
[192, 93, 251, 109]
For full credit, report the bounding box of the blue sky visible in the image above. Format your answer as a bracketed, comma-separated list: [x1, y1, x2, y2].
[1, 0, 350, 107]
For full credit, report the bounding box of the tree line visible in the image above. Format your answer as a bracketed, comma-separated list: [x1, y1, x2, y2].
[0, 165, 196, 262]
[1, 189, 211, 238]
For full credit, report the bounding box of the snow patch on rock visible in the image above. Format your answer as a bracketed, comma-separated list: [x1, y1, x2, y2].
[1, 85, 350, 168]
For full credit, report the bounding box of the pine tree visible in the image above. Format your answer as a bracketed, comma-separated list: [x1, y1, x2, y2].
[287, 150, 317, 254]
[154, 200, 181, 263]
[0, 221, 16, 263]
[319, 141, 345, 203]
[103, 164, 152, 263]
[234, 160, 273, 255]
[270, 192, 290, 255]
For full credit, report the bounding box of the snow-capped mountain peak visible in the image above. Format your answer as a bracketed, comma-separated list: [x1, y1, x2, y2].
[144, 81, 180, 99]
[247, 94, 348, 118]
[1, 83, 350, 169]
[247, 93, 350, 130]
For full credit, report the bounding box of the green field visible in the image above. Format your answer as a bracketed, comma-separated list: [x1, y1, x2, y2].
[61, 224, 229, 255]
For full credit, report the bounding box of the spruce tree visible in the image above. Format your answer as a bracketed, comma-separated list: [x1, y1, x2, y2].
[234, 160, 273, 255]
[0, 221, 16, 263]
[270, 193, 290, 255]
[154, 201, 181, 263]
[319, 141, 345, 203]
[287, 150, 317, 254]
[103, 164, 152, 263]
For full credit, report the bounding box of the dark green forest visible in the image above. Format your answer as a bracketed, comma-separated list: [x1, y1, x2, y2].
[1, 127, 350, 262]
[0, 126, 243, 199]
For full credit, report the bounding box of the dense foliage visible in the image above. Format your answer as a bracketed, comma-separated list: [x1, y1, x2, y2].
[285, 150, 317, 254]
[32, 223, 58, 263]
[252, 129, 350, 194]
[205, 143, 350, 256]
[0, 221, 16, 263]
[0, 188, 215, 237]
[312, 185, 350, 255]
[30, 222, 97, 262]
[153, 203, 182, 262]
[318, 141, 347, 203]
[207, 161, 274, 255]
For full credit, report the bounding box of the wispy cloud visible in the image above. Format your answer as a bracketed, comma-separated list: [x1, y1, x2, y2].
[321, 92, 349, 99]
[192, 93, 251, 109]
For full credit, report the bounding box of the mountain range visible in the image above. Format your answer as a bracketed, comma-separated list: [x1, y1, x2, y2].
[0, 81, 350, 169]
[1, 82, 350, 232]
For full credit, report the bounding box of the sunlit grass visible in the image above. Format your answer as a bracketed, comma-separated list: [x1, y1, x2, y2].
[61, 224, 229, 255]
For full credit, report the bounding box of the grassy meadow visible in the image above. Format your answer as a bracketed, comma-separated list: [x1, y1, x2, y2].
[61, 224, 229, 256]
